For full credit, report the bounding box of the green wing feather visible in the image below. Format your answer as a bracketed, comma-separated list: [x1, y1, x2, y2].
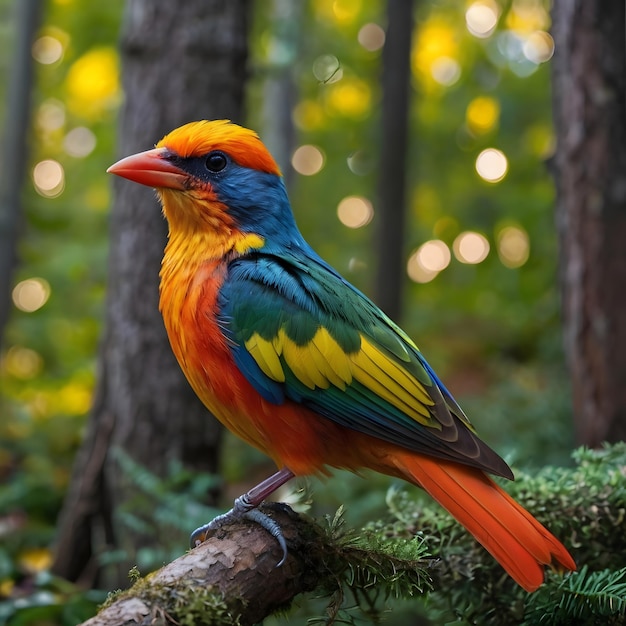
[220, 250, 512, 478]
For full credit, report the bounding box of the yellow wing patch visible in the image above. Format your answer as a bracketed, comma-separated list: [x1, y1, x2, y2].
[245, 327, 436, 426]
[245, 327, 349, 390]
[245, 334, 285, 382]
[281, 330, 330, 389]
[350, 337, 435, 425]
[358, 338, 434, 407]
[311, 327, 352, 389]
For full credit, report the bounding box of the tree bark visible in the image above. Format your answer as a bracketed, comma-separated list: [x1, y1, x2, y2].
[77, 503, 432, 626]
[78, 505, 326, 626]
[260, 0, 302, 191]
[52, 0, 250, 588]
[374, 0, 414, 320]
[551, 1, 626, 446]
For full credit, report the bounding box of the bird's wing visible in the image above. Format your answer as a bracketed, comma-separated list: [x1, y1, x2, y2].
[219, 250, 511, 478]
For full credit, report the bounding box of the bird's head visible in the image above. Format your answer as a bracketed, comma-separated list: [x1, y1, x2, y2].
[108, 120, 295, 250]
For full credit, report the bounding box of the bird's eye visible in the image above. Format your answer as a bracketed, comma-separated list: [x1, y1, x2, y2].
[205, 151, 228, 173]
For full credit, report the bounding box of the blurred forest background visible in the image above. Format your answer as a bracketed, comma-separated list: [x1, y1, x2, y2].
[0, 0, 623, 623]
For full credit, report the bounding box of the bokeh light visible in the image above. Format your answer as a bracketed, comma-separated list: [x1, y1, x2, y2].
[497, 226, 530, 268]
[63, 127, 97, 157]
[291, 145, 325, 175]
[430, 57, 461, 86]
[65, 47, 119, 118]
[475, 148, 508, 182]
[506, 0, 550, 34]
[3, 346, 43, 380]
[12, 278, 51, 313]
[32, 160, 65, 197]
[412, 19, 459, 89]
[36, 99, 65, 132]
[523, 31, 555, 63]
[348, 257, 367, 273]
[330, 0, 362, 24]
[466, 96, 500, 134]
[292, 100, 325, 131]
[465, 1, 499, 38]
[347, 150, 373, 176]
[325, 77, 371, 118]
[56, 381, 93, 415]
[18, 548, 53, 575]
[32, 35, 64, 64]
[453, 231, 490, 264]
[358, 23, 385, 51]
[312, 54, 342, 83]
[337, 196, 374, 228]
[407, 240, 451, 283]
[407, 256, 438, 283]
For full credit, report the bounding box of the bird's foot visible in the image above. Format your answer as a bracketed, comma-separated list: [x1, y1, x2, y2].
[190, 495, 288, 565]
[190, 467, 295, 566]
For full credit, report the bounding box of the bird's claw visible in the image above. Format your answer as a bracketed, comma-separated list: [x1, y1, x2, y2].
[189, 521, 215, 548]
[190, 501, 244, 548]
[190, 497, 288, 566]
[242, 507, 288, 566]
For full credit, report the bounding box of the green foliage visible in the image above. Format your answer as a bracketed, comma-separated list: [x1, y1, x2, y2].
[0, 571, 106, 626]
[309, 506, 431, 624]
[460, 364, 574, 468]
[104, 449, 222, 572]
[525, 566, 626, 626]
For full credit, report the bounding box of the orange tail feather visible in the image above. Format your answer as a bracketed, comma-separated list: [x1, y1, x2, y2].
[393, 453, 576, 592]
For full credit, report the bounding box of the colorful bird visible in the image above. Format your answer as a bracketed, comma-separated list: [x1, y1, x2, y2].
[108, 120, 575, 592]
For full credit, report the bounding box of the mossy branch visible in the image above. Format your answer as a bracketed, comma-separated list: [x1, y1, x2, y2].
[79, 503, 430, 626]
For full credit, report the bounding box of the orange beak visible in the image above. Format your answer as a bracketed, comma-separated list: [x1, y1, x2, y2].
[107, 147, 188, 190]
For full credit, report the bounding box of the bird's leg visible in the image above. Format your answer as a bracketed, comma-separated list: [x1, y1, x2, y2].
[190, 466, 296, 565]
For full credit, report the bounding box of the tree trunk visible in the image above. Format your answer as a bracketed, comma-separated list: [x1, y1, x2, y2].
[52, 0, 250, 588]
[260, 0, 302, 191]
[0, 0, 42, 347]
[374, 0, 414, 320]
[551, 1, 626, 446]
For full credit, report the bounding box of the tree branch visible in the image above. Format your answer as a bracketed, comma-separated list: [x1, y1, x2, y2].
[79, 504, 340, 626]
[79, 500, 432, 626]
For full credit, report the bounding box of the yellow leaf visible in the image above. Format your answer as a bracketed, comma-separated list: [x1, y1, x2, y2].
[325, 77, 371, 119]
[18, 547, 53, 574]
[65, 47, 120, 119]
[0, 578, 14, 597]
